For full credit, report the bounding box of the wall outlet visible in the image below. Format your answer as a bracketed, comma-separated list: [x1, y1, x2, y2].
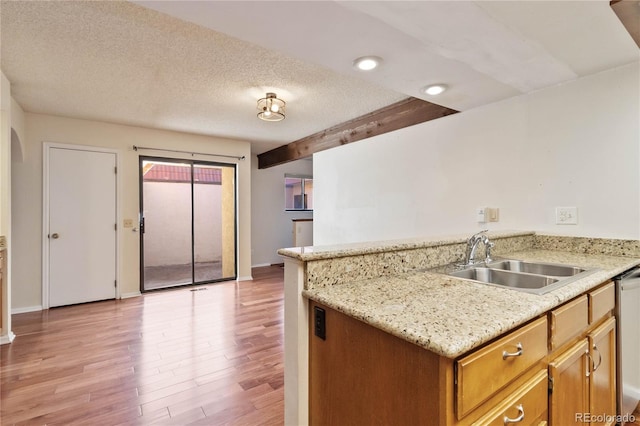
[556, 207, 578, 225]
[476, 207, 486, 223]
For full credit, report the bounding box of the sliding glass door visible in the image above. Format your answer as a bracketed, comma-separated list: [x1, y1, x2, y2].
[139, 157, 236, 291]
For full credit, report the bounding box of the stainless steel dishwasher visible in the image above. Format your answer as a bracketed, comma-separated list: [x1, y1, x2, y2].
[616, 266, 640, 418]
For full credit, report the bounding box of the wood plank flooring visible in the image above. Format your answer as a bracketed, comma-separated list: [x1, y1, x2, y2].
[1, 266, 284, 425]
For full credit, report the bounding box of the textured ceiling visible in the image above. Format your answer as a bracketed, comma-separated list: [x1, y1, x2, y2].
[0, 1, 405, 154]
[2, 1, 638, 155]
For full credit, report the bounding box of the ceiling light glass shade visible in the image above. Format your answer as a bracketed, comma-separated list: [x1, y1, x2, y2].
[257, 92, 285, 121]
[423, 84, 448, 96]
[353, 56, 383, 71]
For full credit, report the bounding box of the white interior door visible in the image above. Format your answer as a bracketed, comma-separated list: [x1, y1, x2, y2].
[48, 147, 117, 307]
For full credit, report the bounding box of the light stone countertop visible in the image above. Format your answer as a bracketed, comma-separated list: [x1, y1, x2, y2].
[303, 249, 640, 359]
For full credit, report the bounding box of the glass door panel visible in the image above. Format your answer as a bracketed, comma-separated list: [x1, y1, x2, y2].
[141, 160, 193, 290]
[192, 164, 236, 282]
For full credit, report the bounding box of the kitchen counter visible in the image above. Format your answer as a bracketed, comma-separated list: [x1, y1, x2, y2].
[278, 231, 640, 425]
[303, 249, 639, 358]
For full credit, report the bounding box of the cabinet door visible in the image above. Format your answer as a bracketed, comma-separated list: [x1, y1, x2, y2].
[588, 317, 616, 426]
[549, 339, 589, 425]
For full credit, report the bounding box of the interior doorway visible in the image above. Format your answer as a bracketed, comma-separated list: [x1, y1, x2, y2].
[44, 144, 118, 308]
[139, 157, 237, 291]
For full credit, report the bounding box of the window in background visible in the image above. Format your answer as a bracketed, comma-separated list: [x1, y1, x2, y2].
[285, 174, 313, 211]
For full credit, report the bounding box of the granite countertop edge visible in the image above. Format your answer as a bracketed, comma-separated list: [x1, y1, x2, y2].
[303, 249, 640, 359]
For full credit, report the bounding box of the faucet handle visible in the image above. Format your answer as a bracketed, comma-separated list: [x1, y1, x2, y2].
[485, 241, 495, 263]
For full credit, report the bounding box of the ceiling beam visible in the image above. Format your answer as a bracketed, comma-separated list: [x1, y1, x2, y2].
[257, 97, 458, 169]
[611, 0, 640, 48]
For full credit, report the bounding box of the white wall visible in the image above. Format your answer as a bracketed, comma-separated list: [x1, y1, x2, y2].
[143, 182, 222, 266]
[11, 113, 251, 310]
[10, 98, 25, 162]
[0, 72, 13, 340]
[251, 155, 313, 266]
[314, 62, 640, 245]
[0, 73, 11, 246]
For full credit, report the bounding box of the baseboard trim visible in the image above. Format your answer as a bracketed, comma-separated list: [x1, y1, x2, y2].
[251, 263, 271, 268]
[0, 331, 16, 345]
[12, 305, 43, 314]
[120, 291, 141, 299]
[238, 275, 253, 282]
[624, 383, 640, 400]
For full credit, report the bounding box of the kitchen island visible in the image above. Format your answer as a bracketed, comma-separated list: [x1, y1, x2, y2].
[278, 231, 640, 425]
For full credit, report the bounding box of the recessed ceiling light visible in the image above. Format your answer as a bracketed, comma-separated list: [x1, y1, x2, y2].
[353, 56, 383, 71]
[423, 84, 448, 96]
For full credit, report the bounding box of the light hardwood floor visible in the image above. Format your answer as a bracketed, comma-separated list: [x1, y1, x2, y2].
[1, 266, 284, 425]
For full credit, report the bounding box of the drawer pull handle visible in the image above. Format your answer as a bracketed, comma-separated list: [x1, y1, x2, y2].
[504, 404, 525, 425]
[502, 342, 523, 360]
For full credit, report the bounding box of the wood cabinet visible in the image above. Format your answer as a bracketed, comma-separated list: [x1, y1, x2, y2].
[308, 281, 617, 426]
[587, 317, 617, 426]
[309, 300, 444, 426]
[548, 339, 589, 425]
[548, 282, 616, 426]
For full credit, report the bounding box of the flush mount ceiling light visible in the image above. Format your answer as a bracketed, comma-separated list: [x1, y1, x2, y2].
[257, 92, 286, 122]
[423, 84, 448, 96]
[353, 56, 383, 71]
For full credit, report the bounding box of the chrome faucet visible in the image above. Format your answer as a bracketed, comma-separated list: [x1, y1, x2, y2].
[463, 230, 494, 266]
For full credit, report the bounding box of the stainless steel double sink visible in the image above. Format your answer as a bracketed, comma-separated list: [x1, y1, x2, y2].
[446, 259, 597, 295]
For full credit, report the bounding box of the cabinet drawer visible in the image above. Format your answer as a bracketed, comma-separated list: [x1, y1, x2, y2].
[588, 281, 614, 325]
[549, 295, 588, 352]
[456, 317, 547, 419]
[471, 369, 548, 426]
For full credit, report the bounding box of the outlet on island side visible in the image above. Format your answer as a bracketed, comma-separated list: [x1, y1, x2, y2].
[314, 306, 326, 340]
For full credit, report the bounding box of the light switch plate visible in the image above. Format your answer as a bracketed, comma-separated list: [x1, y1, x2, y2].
[486, 208, 500, 222]
[556, 207, 578, 225]
[123, 219, 134, 228]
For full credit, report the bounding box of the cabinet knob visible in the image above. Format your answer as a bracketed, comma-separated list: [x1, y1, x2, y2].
[51, 233, 60, 239]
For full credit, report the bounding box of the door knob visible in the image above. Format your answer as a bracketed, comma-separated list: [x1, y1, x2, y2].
[51, 233, 60, 239]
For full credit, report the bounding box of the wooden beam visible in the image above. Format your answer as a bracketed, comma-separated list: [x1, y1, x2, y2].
[257, 97, 458, 169]
[611, 0, 640, 48]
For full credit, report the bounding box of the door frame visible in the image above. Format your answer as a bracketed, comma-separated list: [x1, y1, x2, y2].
[42, 142, 122, 309]
[138, 156, 238, 292]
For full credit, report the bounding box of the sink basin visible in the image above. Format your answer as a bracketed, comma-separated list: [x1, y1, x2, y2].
[444, 258, 597, 295]
[449, 267, 559, 289]
[485, 260, 586, 277]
